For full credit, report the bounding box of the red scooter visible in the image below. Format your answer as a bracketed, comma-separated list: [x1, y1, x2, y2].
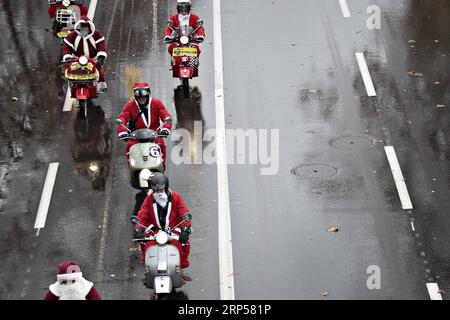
[166, 23, 203, 97]
[64, 55, 99, 119]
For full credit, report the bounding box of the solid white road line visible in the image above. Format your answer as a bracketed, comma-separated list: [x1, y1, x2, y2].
[87, 0, 98, 20]
[355, 52, 377, 97]
[63, 0, 99, 112]
[384, 146, 413, 210]
[34, 163, 59, 234]
[426, 283, 443, 300]
[339, 0, 351, 17]
[213, 0, 235, 300]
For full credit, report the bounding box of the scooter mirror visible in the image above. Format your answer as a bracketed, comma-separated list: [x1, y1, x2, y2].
[182, 213, 192, 221]
[165, 117, 172, 123]
[129, 215, 139, 225]
[198, 20, 204, 26]
[116, 119, 123, 125]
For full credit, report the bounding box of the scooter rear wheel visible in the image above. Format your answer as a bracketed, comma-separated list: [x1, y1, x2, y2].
[182, 78, 189, 97]
[79, 100, 88, 120]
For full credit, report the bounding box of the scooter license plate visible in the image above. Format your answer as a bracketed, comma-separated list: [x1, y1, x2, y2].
[172, 47, 198, 57]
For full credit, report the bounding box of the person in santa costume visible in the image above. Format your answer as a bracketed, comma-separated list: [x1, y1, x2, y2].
[61, 15, 108, 92]
[134, 173, 193, 282]
[164, 0, 205, 56]
[44, 261, 101, 300]
[117, 82, 172, 170]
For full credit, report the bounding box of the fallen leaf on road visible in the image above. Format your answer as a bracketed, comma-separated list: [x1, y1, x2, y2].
[434, 81, 440, 85]
[407, 70, 423, 77]
[320, 291, 329, 297]
[408, 40, 416, 43]
[11, 97, 18, 101]
[436, 104, 445, 108]
[327, 226, 339, 233]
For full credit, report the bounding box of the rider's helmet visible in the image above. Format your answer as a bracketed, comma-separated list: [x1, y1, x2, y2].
[133, 82, 151, 110]
[149, 172, 169, 193]
[177, 0, 191, 15]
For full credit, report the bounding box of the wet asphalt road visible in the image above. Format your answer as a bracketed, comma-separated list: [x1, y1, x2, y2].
[0, 0, 449, 300]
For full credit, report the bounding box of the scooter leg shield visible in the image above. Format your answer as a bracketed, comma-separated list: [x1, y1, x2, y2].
[75, 87, 89, 100]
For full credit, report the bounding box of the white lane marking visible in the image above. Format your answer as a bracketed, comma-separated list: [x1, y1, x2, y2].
[87, 0, 98, 20]
[63, 0, 99, 111]
[355, 52, 377, 97]
[62, 89, 74, 112]
[339, 0, 351, 17]
[213, 0, 235, 300]
[34, 163, 59, 233]
[426, 283, 443, 300]
[411, 221, 415, 231]
[384, 146, 413, 209]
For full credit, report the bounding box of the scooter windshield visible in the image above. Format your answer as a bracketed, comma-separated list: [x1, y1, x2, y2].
[129, 129, 158, 142]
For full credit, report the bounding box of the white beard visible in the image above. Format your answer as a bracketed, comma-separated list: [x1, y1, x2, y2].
[154, 192, 168, 208]
[49, 273, 93, 300]
[178, 14, 190, 27]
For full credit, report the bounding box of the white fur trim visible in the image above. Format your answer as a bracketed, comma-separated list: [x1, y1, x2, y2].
[74, 36, 81, 51]
[74, 19, 96, 39]
[95, 37, 105, 44]
[88, 36, 97, 50]
[49, 273, 94, 300]
[96, 51, 107, 59]
[64, 38, 75, 49]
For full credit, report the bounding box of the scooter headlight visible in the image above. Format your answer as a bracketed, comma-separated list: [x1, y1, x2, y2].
[79, 56, 88, 66]
[156, 231, 169, 245]
[180, 36, 189, 45]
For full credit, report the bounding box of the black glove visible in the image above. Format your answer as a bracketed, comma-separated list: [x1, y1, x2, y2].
[179, 226, 191, 244]
[63, 55, 72, 62]
[96, 56, 105, 68]
[164, 36, 173, 43]
[196, 36, 204, 43]
[159, 128, 170, 137]
[134, 227, 145, 239]
[118, 132, 130, 141]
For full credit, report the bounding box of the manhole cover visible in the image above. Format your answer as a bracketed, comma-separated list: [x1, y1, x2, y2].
[291, 163, 338, 179]
[330, 135, 374, 148]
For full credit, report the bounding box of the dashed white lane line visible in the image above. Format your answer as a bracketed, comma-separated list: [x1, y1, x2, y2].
[338, 0, 351, 17]
[62, 90, 73, 112]
[63, 0, 99, 112]
[411, 221, 415, 232]
[87, 0, 98, 20]
[384, 146, 413, 210]
[355, 52, 377, 97]
[426, 283, 443, 300]
[213, 0, 235, 300]
[34, 163, 59, 235]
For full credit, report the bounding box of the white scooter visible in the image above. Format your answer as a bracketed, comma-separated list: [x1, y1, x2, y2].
[130, 213, 192, 299]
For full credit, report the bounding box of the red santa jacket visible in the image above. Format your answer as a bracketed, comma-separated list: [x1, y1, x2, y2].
[136, 190, 192, 236]
[117, 98, 172, 136]
[164, 13, 205, 38]
[62, 15, 107, 61]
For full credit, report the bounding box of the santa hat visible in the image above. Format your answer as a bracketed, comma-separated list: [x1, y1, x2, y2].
[56, 261, 83, 281]
[74, 15, 96, 37]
